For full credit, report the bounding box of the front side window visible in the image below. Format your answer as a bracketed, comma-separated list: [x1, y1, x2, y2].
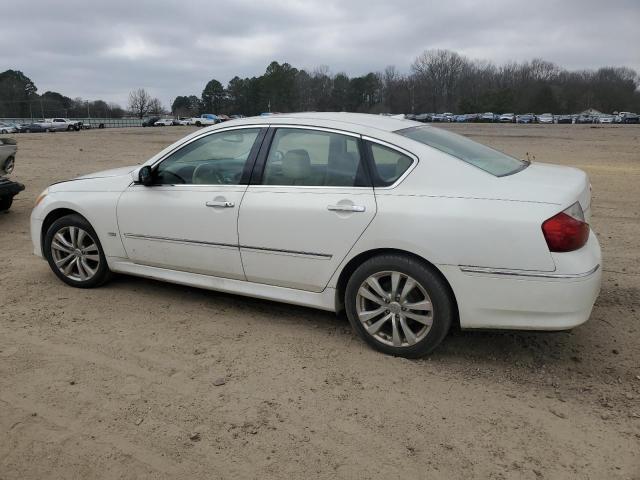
[154, 128, 260, 185]
[396, 125, 527, 177]
[262, 128, 368, 187]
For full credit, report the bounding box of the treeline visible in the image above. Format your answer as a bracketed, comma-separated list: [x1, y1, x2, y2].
[2, 48, 639, 120]
[0, 69, 127, 118]
[173, 50, 640, 116]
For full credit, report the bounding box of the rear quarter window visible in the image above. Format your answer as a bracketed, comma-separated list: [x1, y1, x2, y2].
[367, 142, 414, 187]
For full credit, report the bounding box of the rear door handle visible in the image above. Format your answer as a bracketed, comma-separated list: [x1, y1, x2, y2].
[327, 204, 366, 213]
[206, 200, 235, 208]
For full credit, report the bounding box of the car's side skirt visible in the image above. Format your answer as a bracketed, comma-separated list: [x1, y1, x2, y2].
[108, 258, 337, 312]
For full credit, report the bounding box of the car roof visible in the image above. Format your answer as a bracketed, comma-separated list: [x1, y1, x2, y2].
[229, 112, 421, 134]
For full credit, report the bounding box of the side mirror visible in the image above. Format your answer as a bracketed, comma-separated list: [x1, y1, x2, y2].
[138, 166, 154, 186]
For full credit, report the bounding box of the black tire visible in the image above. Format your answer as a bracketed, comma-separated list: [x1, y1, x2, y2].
[3, 156, 15, 174]
[345, 254, 454, 358]
[67, 125, 74, 131]
[44, 214, 112, 288]
[0, 196, 12, 211]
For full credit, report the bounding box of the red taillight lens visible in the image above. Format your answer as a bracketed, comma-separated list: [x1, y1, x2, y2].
[542, 204, 590, 252]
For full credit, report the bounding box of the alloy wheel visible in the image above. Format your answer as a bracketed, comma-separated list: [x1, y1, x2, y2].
[355, 271, 434, 347]
[50, 226, 100, 281]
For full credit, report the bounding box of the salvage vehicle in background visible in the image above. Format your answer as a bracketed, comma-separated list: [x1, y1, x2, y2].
[499, 113, 515, 123]
[31, 113, 601, 358]
[556, 115, 572, 124]
[190, 114, 219, 126]
[35, 118, 81, 132]
[537, 113, 555, 124]
[154, 118, 176, 126]
[0, 122, 18, 134]
[0, 137, 24, 211]
[142, 116, 161, 127]
[516, 113, 535, 123]
[616, 112, 639, 124]
[18, 123, 48, 133]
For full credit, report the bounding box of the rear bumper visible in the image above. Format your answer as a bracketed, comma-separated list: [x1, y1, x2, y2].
[443, 264, 601, 330]
[441, 234, 602, 331]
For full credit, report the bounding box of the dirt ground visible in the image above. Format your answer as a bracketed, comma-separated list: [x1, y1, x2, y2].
[1, 123, 639, 479]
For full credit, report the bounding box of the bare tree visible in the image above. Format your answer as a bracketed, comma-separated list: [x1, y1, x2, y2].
[128, 88, 152, 118]
[148, 97, 164, 115]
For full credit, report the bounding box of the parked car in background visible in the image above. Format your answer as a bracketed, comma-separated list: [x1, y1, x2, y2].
[217, 114, 230, 122]
[142, 116, 161, 127]
[154, 118, 176, 126]
[0, 137, 23, 211]
[190, 114, 219, 126]
[556, 115, 572, 124]
[454, 114, 467, 122]
[34, 118, 81, 132]
[17, 123, 48, 133]
[575, 114, 594, 124]
[431, 114, 444, 122]
[30, 113, 601, 357]
[597, 115, 615, 124]
[537, 113, 554, 124]
[616, 112, 639, 124]
[499, 113, 515, 123]
[177, 118, 191, 125]
[516, 113, 535, 124]
[442, 113, 454, 122]
[0, 122, 18, 134]
[480, 112, 496, 122]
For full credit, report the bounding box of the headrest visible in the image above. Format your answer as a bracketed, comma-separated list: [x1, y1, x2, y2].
[282, 149, 311, 180]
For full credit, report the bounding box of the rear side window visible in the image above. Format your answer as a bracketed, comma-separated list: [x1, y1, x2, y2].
[367, 142, 414, 187]
[262, 128, 369, 187]
[396, 125, 527, 177]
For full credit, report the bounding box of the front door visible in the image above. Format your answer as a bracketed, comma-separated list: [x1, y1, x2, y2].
[238, 127, 376, 292]
[117, 127, 264, 279]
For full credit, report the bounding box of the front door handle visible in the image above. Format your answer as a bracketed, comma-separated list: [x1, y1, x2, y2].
[327, 204, 366, 213]
[206, 200, 235, 208]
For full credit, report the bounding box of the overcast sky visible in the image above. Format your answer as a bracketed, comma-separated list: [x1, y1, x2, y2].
[3, 0, 639, 108]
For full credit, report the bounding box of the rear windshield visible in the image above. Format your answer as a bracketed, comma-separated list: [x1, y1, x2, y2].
[396, 126, 527, 177]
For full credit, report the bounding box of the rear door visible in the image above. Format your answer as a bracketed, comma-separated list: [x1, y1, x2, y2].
[238, 126, 376, 292]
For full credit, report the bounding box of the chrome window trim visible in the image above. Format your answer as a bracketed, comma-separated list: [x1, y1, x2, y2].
[459, 264, 600, 279]
[362, 135, 419, 190]
[265, 124, 361, 138]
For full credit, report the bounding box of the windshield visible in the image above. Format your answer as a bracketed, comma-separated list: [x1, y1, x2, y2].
[396, 126, 528, 177]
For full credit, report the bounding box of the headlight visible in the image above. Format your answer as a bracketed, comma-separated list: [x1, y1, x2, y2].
[34, 188, 48, 207]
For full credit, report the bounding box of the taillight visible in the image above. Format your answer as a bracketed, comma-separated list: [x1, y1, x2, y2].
[542, 202, 590, 252]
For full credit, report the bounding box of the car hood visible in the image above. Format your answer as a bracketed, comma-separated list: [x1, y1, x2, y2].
[74, 166, 137, 180]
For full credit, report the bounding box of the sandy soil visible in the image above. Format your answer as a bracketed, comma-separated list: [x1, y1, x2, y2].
[1, 124, 639, 479]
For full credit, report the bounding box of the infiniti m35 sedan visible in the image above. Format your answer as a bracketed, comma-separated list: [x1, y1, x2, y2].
[31, 113, 601, 357]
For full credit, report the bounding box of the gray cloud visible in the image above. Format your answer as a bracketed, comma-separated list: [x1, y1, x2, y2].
[3, 0, 638, 107]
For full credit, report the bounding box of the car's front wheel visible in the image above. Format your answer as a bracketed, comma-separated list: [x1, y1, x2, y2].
[44, 214, 112, 288]
[345, 254, 454, 358]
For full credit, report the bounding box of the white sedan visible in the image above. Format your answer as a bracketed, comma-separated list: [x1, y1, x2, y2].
[30, 113, 601, 357]
[154, 118, 175, 126]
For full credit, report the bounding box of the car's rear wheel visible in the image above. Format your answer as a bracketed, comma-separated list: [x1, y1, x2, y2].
[345, 254, 453, 358]
[44, 214, 112, 288]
